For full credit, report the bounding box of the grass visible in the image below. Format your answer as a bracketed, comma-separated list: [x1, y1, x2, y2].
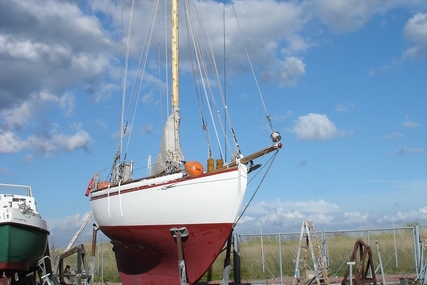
[51, 225, 425, 283]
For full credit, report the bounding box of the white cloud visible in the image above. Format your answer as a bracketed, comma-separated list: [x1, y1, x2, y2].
[1, 96, 37, 130]
[0, 35, 43, 61]
[26, 129, 92, 157]
[214, 0, 308, 54]
[370, 11, 427, 74]
[343, 211, 369, 223]
[236, 199, 341, 232]
[314, 0, 372, 33]
[191, 0, 309, 87]
[0, 131, 29, 153]
[0, 3, 110, 159]
[402, 11, 424, 37]
[401, 116, 421, 128]
[0, 90, 89, 155]
[235, 199, 427, 235]
[382, 132, 404, 140]
[0, 127, 92, 156]
[262, 56, 306, 87]
[394, 208, 427, 222]
[279, 57, 306, 87]
[335, 102, 355, 113]
[46, 202, 426, 247]
[0, 1, 117, 160]
[313, 0, 423, 34]
[46, 212, 96, 248]
[403, 13, 427, 59]
[0, 0, 116, 111]
[291, 113, 338, 141]
[39, 91, 76, 118]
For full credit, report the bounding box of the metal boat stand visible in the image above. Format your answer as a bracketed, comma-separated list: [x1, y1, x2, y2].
[221, 234, 233, 285]
[51, 243, 93, 285]
[46, 213, 97, 285]
[219, 231, 244, 285]
[170, 227, 189, 285]
[342, 239, 377, 285]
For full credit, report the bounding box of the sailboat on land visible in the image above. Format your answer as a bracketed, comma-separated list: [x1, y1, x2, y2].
[87, 0, 282, 284]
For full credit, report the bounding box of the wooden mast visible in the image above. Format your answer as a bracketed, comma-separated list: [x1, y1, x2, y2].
[171, 0, 181, 162]
[171, 0, 179, 110]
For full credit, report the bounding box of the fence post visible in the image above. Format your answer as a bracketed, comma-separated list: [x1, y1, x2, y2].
[279, 234, 283, 284]
[261, 229, 265, 273]
[413, 226, 419, 276]
[393, 221, 398, 268]
[322, 231, 329, 268]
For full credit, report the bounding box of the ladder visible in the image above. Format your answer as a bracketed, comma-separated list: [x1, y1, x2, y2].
[293, 221, 330, 285]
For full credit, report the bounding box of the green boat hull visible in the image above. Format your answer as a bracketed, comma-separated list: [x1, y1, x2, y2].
[0, 223, 48, 272]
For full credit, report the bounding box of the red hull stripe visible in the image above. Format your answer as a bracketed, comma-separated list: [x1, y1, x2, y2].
[90, 167, 237, 201]
[0, 261, 36, 272]
[101, 223, 233, 285]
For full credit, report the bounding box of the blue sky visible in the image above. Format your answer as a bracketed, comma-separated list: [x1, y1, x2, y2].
[1, 0, 426, 247]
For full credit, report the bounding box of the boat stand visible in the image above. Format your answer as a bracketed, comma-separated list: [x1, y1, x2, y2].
[221, 233, 234, 285]
[217, 233, 243, 285]
[342, 239, 377, 285]
[51, 243, 93, 285]
[171, 227, 189, 285]
[40, 215, 97, 285]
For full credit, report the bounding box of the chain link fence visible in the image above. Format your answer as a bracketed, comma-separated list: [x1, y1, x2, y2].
[206, 224, 427, 284]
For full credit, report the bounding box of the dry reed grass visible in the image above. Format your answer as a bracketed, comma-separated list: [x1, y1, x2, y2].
[51, 226, 423, 283]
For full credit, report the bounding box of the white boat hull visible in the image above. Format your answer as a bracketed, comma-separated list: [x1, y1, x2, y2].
[89, 163, 247, 284]
[90, 163, 247, 227]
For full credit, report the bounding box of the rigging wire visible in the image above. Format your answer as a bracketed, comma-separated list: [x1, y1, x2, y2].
[185, 0, 227, 159]
[201, 6, 241, 159]
[222, 2, 227, 162]
[186, 0, 238, 161]
[119, 0, 136, 161]
[164, 0, 170, 118]
[231, 4, 276, 133]
[157, 2, 162, 126]
[126, 0, 160, 154]
[120, 0, 160, 160]
[233, 149, 280, 226]
[108, 0, 135, 181]
[184, 0, 213, 159]
[117, 0, 278, 173]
